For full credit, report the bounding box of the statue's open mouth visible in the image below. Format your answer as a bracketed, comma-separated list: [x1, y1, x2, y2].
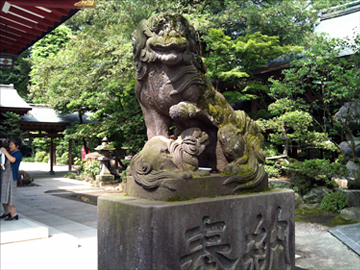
[151, 42, 188, 53]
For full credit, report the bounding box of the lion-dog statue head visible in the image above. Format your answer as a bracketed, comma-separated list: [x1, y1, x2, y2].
[130, 11, 267, 192]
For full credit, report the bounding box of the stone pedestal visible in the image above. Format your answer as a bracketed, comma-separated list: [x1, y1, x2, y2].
[98, 189, 295, 270]
[95, 163, 116, 187]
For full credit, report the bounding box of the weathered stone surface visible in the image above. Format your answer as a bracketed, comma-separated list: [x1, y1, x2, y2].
[343, 190, 360, 207]
[18, 170, 34, 186]
[335, 102, 360, 131]
[299, 203, 321, 210]
[127, 173, 268, 201]
[303, 188, 332, 204]
[294, 192, 304, 209]
[339, 141, 360, 157]
[340, 207, 360, 222]
[347, 160, 360, 174]
[98, 189, 295, 270]
[131, 11, 267, 192]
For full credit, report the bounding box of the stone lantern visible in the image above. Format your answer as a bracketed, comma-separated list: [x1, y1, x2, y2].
[94, 137, 116, 187]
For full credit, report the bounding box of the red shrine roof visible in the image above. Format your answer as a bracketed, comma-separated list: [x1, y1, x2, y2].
[0, 0, 95, 55]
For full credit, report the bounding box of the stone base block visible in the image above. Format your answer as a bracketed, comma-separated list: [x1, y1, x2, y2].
[98, 189, 295, 270]
[94, 180, 118, 188]
[127, 173, 268, 201]
[96, 174, 115, 182]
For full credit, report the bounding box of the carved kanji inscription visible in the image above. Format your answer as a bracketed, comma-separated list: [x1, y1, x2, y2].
[180, 216, 239, 270]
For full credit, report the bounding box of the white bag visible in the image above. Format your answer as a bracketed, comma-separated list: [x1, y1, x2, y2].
[0, 149, 5, 170]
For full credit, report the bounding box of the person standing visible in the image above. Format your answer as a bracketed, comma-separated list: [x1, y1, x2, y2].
[0, 137, 22, 221]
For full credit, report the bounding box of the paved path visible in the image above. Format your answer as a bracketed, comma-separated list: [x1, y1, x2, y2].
[1, 163, 98, 270]
[0, 162, 359, 269]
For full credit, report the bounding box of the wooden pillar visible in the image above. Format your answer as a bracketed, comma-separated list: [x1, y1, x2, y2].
[49, 137, 55, 175]
[53, 143, 56, 166]
[68, 139, 72, 172]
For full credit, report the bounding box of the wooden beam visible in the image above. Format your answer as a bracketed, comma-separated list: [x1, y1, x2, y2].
[49, 136, 55, 175]
[0, 45, 18, 54]
[0, 17, 43, 36]
[8, 7, 55, 28]
[0, 33, 28, 48]
[16, 6, 61, 21]
[0, 40, 24, 52]
[0, 28, 32, 43]
[24, 133, 64, 138]
[8, 1, 80, 9]
[0, 11, 49, 32]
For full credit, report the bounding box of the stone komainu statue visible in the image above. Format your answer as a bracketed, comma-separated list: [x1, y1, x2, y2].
[131, 11, 267, 192]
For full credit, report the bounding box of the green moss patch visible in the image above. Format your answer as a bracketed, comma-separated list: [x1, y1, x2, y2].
[295, 208, 357, 228]
[165, 195, 193, 202]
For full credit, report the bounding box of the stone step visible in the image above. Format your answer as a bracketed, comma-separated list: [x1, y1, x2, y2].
[0, 214, 78, 250]
[0, 216, 49, 244]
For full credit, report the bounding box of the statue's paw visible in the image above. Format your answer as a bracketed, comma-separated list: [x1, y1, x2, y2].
[169, 102, 199, 120]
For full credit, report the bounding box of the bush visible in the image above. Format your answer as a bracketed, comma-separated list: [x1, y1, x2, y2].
[286, 159, 347, 195]
[64, 173, 77, 179]
[265, 164, 281, 178]
[84, 160, 101, 180]
[43, 156, 49, 163]
[321, 192, 348, 212]
[263, 144, 283, 178]
[35, 151, 47, 163]
[22, 157, 35, 162]
[286, 159, 348, 178]
[289, 175, 313, 196]
[58, 152, 69, 164]
[264, 142, 280, 157]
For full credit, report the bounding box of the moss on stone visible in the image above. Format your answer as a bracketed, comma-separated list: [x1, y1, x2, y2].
[327, 216, 357, 227]
[165, 195, 193, 202]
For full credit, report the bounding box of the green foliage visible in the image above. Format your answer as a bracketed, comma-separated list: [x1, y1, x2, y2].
[30, 138, 50, 152]
[83, 160, 101, 180]
[321, 192, 348, 212]
[0, 50, 32, 97]
[204, 29, 302, 100]
[25, 0, 343, 156]
[31, 25, 71, 59]
[22, 157, 35, 162]
[287, 159, 347, 195]
[265, 164, 281, 178]
[264, 35, 360, 155]
[64, 173, 77, 179]
[264, 142, 280, 157]
[34, 151, 48, 163]
[58, 152, 69, 165]
[286, 159, 349, 178]
[289, 175, 313, 196]
[264, 143, 282, 178]
[0, 112, 23, 139]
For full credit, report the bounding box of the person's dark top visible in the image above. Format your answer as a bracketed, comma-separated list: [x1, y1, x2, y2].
[10, 150, 22, 181]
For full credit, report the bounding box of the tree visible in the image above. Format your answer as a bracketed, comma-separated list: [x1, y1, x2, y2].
[0, 112, 23, 140]
[203, 28, 303, 102]
[260, 34, 360, 157]
[27, 0, 345, 156]
[0, 50, 31, 99]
